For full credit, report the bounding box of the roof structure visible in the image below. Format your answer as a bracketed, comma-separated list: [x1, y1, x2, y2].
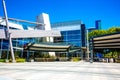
[24, 43, 71, 52]
[92, 32, 120, 49]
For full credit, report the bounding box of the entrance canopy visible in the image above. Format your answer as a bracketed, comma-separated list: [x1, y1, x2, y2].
[24, 43, 71, 52]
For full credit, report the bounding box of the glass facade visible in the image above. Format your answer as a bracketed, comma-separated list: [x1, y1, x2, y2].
[51, 20, 81, 31]
[52, 20, 86, 58]
[0, 24, 41, 60]
[95, 20, 101, 30]
[0, 18, 86, 60]
[52, 20, 86, 47]
[61, 30, 81, 46]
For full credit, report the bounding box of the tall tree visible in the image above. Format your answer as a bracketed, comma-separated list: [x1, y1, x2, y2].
[88, 30, 107, 38]
[88, 27, 120, 39]
[107, 27, 120, 34]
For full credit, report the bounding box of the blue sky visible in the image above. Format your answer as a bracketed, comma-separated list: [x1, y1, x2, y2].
[0, 0, 120, 29]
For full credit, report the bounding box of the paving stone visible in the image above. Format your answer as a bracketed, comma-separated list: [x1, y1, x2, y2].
[0, 62, 120, 80]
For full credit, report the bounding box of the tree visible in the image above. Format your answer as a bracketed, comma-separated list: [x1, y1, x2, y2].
[88, 30, 107, 39]
[107, 27, 120, 34]
[88, 27, 120, 39]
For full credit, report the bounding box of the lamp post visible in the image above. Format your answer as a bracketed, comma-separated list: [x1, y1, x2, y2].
[2, 0, 16, 62]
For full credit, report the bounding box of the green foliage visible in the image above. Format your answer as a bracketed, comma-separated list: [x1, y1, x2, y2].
[16, 58, 25, 62]
[112, 51, 118, 58]
[88, 27, 120, 39]
[107, 27, 120, 34]
[72, 57, 81, 62]
[9, 58, 25, 62]
[104, 51, 119, 58]
[88, 30, 107, 38]
[104, 52, 113, 58]
[0, 59, 5, 62]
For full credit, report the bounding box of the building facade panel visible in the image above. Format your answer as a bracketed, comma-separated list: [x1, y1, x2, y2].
[9, 30, 61, 38]
[0, 29, 6, 39]
[61, 30, 81, 46]
[51, 20, 86, 47]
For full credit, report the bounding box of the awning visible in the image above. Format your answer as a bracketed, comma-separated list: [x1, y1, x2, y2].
[24, 43, 71, 52]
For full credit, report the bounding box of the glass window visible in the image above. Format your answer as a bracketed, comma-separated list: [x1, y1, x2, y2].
[61, 30, 82, 47]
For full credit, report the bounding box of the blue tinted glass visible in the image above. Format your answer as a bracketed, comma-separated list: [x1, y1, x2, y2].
[67, 30, 80, 34]
[67, 35, 80, 40]
[61, 30, 82, 47]
[2, 40, 9, 49]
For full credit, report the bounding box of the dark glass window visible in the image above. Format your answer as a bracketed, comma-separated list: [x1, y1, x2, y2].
[61, 30, 81, 47]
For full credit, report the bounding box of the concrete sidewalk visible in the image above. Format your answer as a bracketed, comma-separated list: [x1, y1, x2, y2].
[0, 62, 120, 80]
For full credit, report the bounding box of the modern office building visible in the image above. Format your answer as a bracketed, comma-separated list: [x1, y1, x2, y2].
[36, 13, 55, 56]
[88, 20, 102, 33]
[95, 20, 101, 30]
[51, 20, 86, 57]
[0, 10, 87, 61]
[0, 13, 71, 62]
[0, 0, 84, 62]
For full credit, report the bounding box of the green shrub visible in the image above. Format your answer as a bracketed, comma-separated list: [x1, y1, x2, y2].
[72, 57, 81, 62]
[16, 58, 25, 62]
[104, 51, 119, 58]
[0, 59, 5, 62]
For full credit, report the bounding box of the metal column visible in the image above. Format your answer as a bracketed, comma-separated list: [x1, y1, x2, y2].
[2, 0, 16, 62]
[89, 37, 93, 63]
[0, 39, 3, 58]
[86, 30, 90, 61]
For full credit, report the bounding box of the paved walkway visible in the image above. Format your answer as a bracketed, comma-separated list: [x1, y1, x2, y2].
[0, 62, 120, 80]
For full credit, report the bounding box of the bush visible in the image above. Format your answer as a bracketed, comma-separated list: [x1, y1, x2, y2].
[0, 59, 5, 62]
[104, 51, 119, 58]
[35, 58, 55, 62]
[72, 57, 81, 62]
[16, 58, 25, 62]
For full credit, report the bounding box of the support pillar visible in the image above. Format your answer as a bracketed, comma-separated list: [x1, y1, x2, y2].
[0, 39, 3, 58]
[27, 51, 29, 62]
[81, 49, 83, 60]
[86, 29, 90, 61]
[2, 0, 16, 62]
[89, 37, 93, 63]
